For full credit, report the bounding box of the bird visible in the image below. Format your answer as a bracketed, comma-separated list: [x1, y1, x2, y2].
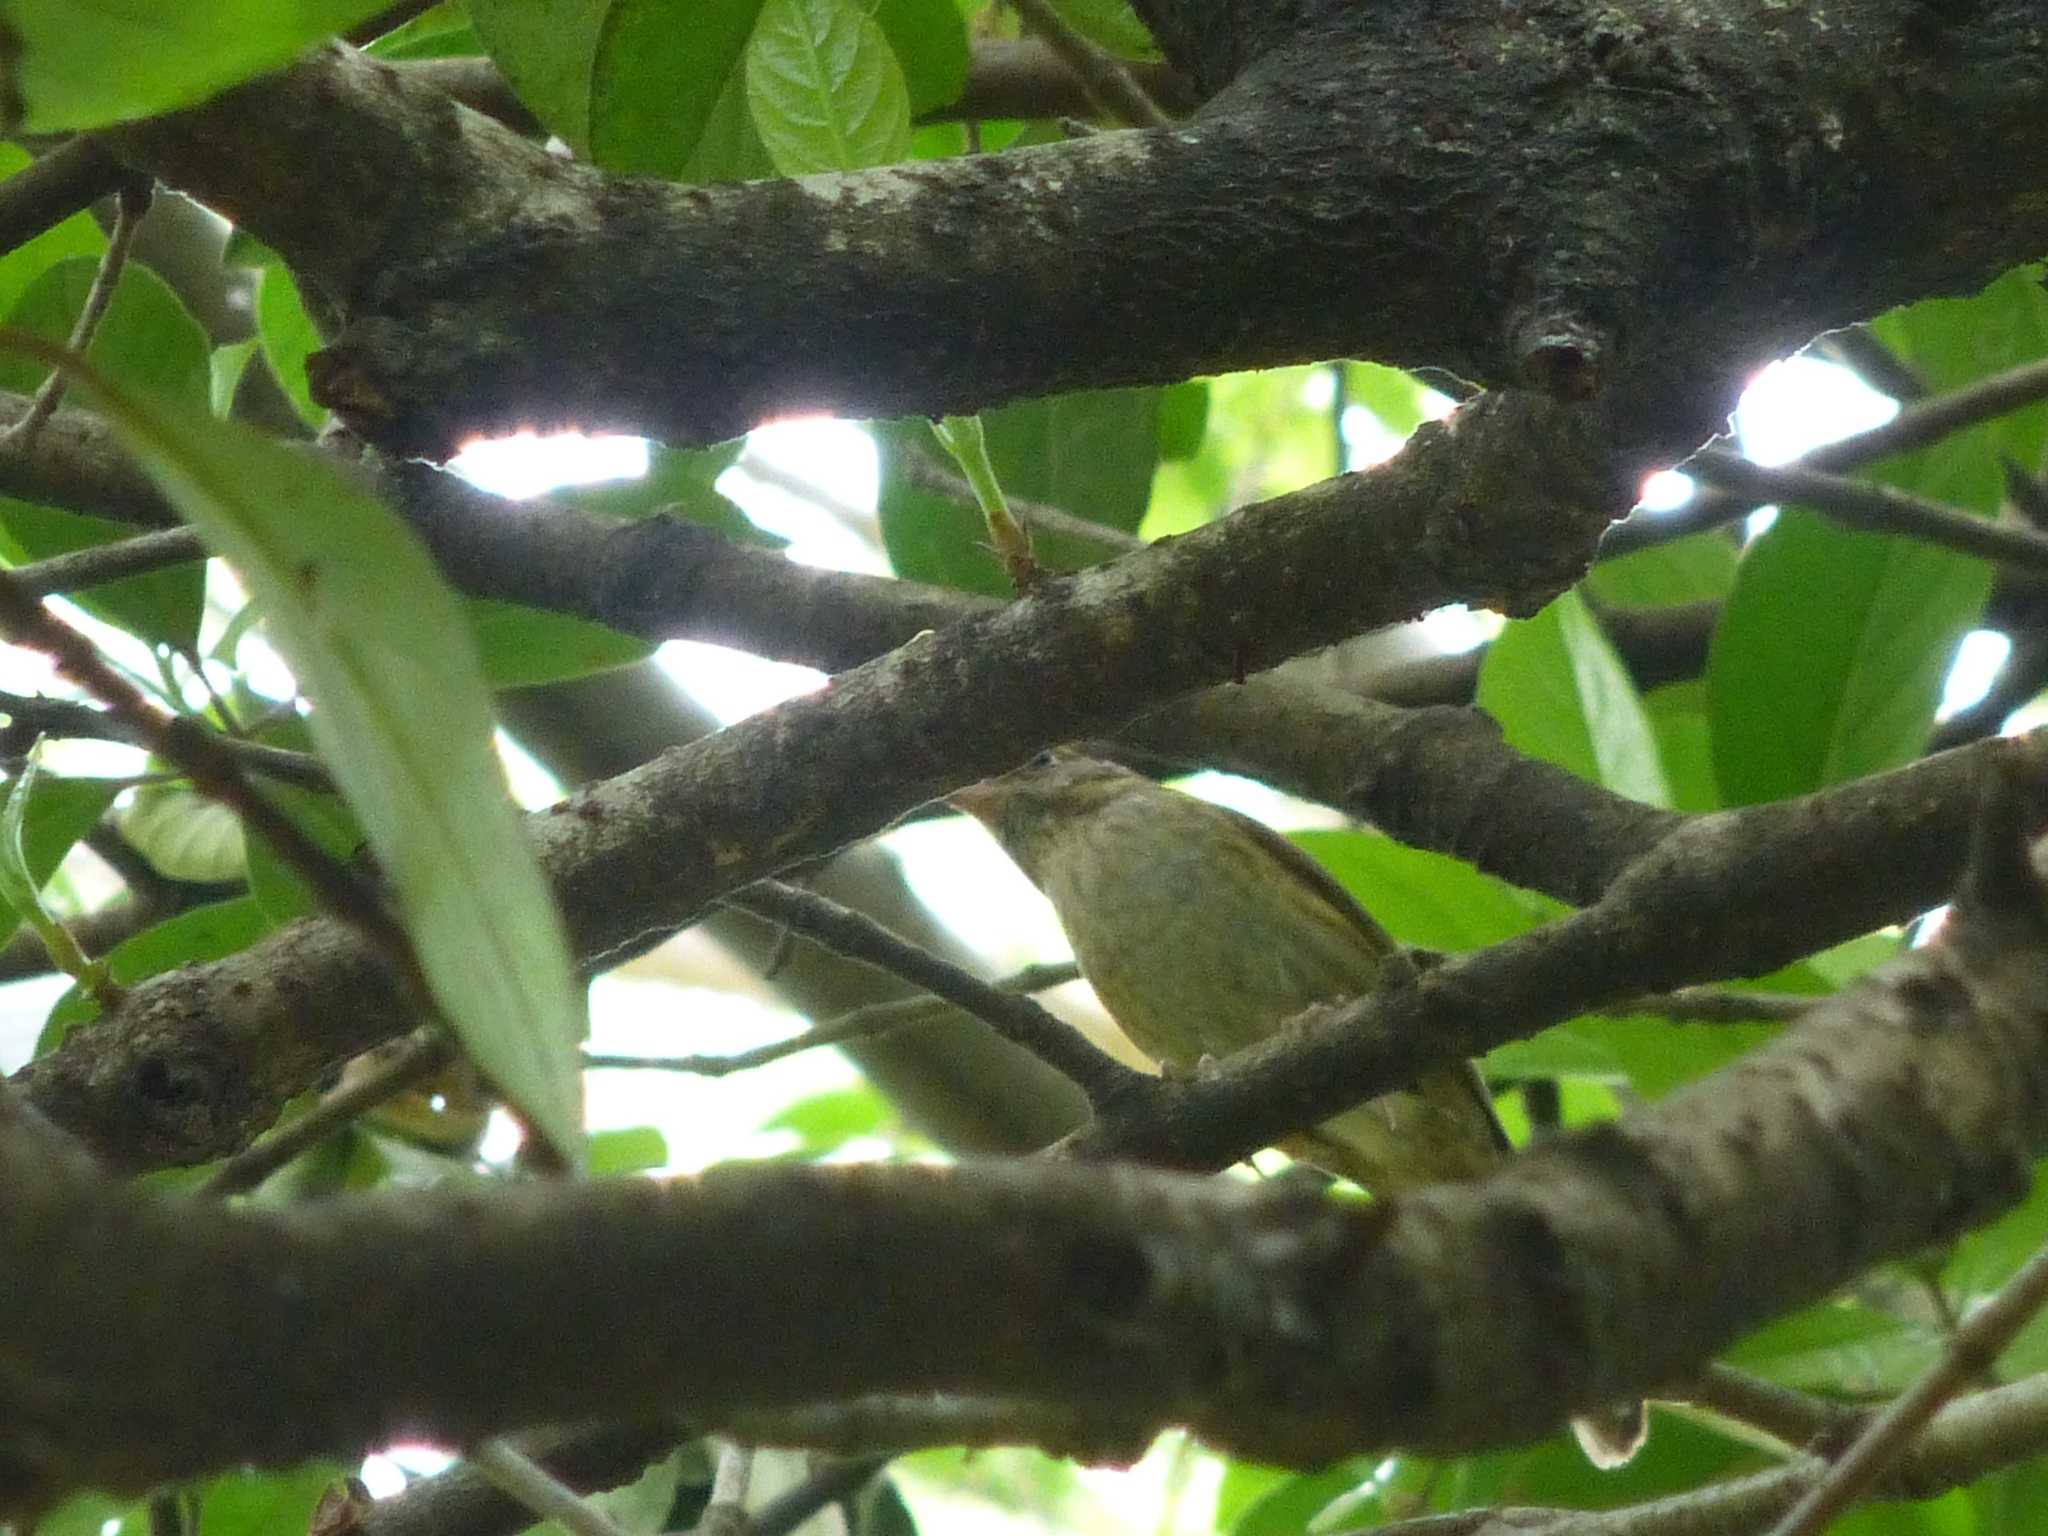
[950, 748, 1647, 1467]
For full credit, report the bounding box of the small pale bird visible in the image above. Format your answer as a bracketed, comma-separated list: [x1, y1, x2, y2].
[950, 749, 1646, 1467]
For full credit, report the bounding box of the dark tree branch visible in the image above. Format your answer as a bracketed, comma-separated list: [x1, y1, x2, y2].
[0, 138, 126, 257]
[1691, 449, 2048, 574]
[95, 6, 2048, 466]
[726, 881, 1141, 1108]
[5, 799, 2048, 1508]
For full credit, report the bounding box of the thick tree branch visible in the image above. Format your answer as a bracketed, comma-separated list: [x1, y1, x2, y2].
[94, 5, 2048, 466]
[5, 802, 2047, 1509]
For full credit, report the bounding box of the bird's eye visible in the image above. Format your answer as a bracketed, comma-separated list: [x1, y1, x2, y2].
[1030, 749, 1059, 770]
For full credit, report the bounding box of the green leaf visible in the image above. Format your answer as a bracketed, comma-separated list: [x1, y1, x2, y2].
[362, 2, 480, 59]
[40, 897, 274, 1056]
[27, 1493, 149, 1536]
[6, 0, 393, 130]
[1158, 379, 1210, 460]
[870, 0, 969, 114]
[0, 752, 105, 985]
[245, 779, 366, 925]
[0, 496, 206, 651]
[209, 338, 261, 418]
[0, 146, 105, 324]
[468, 0, 610, 151]
[1967, 1456, 2048, 1532]
[198, 1462, 351, 1536]
[119, 783, 248, 883]
[1045, 0, 1158, 58]
[589, 1124, 670, 1175]
[680, 64, 782, 183]
[1639, 680, 1720, 813]
[1709, 266, 2048, 806]
[1723, 1299, 1933, 1396]
[255, 264, 330, 428]
[0, 257, 210, 639]
[1291, 829, 1559, 952]
[746, 0, 913, 175]
[1708, 510, 1991, 805]
[764, 1084, 892, 1147]
[589, 0, 766, 176]
[1227, 1463, 1375, 1536]
[0, 769, 121, 955]
[1477, 589, 1672, 806]
[1587, 529, 1740, 608]
[466, 598, 654, 689]
[26, 352, 588, 1161]
[1, 256, 210, 410]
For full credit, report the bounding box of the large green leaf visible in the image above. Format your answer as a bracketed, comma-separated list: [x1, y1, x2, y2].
[588, 0, 766, 176]
[1477, 589, 1672, 806]
[26, 353, 586, 1160]
[119, 783, 248, 884]
[255, 264, 329, 428]
[1709, 266, 2048, 805]
[1587, 529, 1740, 609]
[6, 0, 392, 131]
[0, 766, 121, 954]
[465, 597, 653, 688]
[1046, 0, 1158, 58]
[1709, 509, 1989, 806]
[197, 1462, 351, 1536]
[0, 257, 210, 410]
[747, 0, 912, 175]
[870, 0, 968, 114]
[467, 0, 611, 151]
[1292, 828, 1559, 952]
[3, 771, 121, 923]
[0, 496, 205, 651]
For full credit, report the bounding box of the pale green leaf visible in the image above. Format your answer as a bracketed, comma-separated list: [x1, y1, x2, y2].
[29, 352, 587, 1160]
[747, 0, 912, 175]
[8, 0, 394, 131]
[1478, 589, 1671, 806]
[119, 783, 249, 884]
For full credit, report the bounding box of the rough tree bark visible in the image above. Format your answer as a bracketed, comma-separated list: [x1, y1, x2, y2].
[2, 0, 2047, 1514]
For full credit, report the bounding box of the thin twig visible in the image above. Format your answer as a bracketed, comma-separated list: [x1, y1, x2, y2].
[11, 526, 208, 596]
[1763, 1239, 2048, 1536]
[583, 960, 1082, 1078]
[0, 689, 333, 789]
[0, 567, 418, 987]
[1603, 356, 2048, 556]
[1006, 0, 1172, 127]
[0, 176, 152, 455]
[466, 1438, 634, 1536]
[1607, 987, 1817, 1024]
[898, 451, 1147, 552]
[1679, 1363, 1862, 1449]
[693, 1440, 755, 1536]
[750, 1457, 890, 1536]
[1691, 450, 2048, 574]
[726, 881, 1140, 1108]
[199, 1028, 457, 1198]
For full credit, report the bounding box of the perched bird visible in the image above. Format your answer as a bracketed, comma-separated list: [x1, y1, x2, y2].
[950, 749, 1647, 1466]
